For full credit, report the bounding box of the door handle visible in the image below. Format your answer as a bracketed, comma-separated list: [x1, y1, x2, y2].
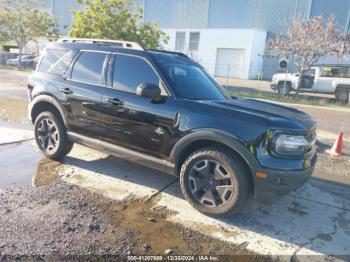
[108, 98, 123, 106]
[59, 87, 73, 95]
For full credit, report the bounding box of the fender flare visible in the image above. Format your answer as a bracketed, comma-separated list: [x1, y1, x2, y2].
[169, 129, 259, 173]
[29, 94, 68, 127]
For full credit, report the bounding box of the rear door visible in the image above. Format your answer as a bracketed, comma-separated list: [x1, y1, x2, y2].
[100, 53, 177, 157]
[63, 51, 108, 138]
[299, 68, 316, 90]
[316, 66, 350, 92]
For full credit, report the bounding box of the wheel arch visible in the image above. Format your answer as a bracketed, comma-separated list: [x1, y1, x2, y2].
[170, 130, 258, 191]
[29, 95, 67, 127]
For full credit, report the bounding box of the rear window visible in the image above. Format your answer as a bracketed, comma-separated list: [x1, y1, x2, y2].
[320, 66, 350, 78]
[38, 49, 77, 75]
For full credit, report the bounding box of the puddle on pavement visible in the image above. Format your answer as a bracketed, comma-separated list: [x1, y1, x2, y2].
[110, 198, 258, 258]
[0, 134, 62, 188]
[0, 142, 42, 188]
[32, 158, 62, 187]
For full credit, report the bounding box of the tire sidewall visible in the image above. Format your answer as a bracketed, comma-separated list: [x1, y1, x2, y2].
[34, 112, 67, 159]
[180, 149, 248, 216]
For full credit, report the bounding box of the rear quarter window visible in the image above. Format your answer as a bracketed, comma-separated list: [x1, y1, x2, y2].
[321, 66, 350, 78]
[38, 49, 77, 75]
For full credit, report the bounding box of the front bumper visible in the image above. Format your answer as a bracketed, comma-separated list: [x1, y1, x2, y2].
[254, 155, 316, 204]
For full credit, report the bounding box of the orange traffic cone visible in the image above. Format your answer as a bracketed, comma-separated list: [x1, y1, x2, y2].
[326, 132, 343, 156]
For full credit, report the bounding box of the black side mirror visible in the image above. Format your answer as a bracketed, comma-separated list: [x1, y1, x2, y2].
[136, 83, 161, 99]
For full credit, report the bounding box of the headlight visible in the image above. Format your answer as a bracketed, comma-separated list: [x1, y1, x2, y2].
[273, 134, 309, 156]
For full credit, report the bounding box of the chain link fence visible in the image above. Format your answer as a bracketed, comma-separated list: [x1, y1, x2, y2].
[199, 62, 284, 82]
[0, 52, 18, 65]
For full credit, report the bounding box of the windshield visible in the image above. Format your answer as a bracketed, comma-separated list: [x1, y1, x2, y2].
[152, 53, 229, 100]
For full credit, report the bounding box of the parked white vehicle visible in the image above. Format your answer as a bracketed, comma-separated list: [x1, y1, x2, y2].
[271, 65, 350, 103]
[6, 55, 37, 68]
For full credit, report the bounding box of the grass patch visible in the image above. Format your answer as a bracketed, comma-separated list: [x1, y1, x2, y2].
[228, 89, 350, 109]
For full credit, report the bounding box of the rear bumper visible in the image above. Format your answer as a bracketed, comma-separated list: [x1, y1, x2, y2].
[254, 155, 316, 203]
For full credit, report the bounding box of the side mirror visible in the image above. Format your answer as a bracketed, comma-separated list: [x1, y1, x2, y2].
[136, 83, 161, 99]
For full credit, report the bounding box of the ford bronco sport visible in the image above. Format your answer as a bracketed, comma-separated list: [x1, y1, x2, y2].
[28, 38, 317, 216]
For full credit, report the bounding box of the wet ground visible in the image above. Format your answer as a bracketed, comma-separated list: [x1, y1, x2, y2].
[1, 126, 350, 260]
[0, 147, 272, 261]
[2, 182, 270, 260]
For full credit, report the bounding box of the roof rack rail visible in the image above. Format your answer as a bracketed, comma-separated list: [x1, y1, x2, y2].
[146, 49, 190, 59]
[57, 38, 144, 50]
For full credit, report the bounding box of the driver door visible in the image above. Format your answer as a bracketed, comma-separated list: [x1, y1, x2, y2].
[99, 53, 177, 157]
[299, 69, 316, 90]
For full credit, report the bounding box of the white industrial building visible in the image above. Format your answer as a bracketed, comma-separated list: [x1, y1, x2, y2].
[164, 28, 267, 79]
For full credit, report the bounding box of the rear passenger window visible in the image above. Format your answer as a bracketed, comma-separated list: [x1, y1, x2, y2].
[71, 52, 107, 85]
[113, 55, 159, 93]
[38, 49, 71, 73]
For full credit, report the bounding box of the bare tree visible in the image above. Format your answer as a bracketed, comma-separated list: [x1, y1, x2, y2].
[0, 0, 57, 67]
[265, 16, 348, 72]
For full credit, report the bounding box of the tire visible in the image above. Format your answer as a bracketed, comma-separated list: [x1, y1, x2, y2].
[335, 87, 350, 104]
[34, 111, 73, 160]
[179, 147, 251, 217]
[277, 82, 291, 96]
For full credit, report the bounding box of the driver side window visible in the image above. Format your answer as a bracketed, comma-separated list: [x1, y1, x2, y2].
[302, 69, 315, 78]
[112, 54, 160, 93]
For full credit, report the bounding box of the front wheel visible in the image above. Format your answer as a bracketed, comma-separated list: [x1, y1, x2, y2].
[277, 82, 291, 96]
[180, 147, 251, 217]
[34, 111, 73, 160]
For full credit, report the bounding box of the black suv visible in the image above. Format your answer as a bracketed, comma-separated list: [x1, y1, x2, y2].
[28, 38, 317, 216]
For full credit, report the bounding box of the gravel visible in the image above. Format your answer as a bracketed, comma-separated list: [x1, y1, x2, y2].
[0, 182, 273, 261]
[0, 183, 135, 260]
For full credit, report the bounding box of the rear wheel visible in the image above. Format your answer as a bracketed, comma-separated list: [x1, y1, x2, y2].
[335, 86, 350, 104]
[180, 147, 250, 217]
[34, 111, 73, 160]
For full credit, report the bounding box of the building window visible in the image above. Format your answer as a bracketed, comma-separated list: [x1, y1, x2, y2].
[175, 32, 186, 51]
[189, 32, 200, 51]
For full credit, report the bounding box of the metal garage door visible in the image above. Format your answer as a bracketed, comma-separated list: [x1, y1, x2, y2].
[215, 48, 245, 78]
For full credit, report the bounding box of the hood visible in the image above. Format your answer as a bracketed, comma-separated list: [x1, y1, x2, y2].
[184, 97, 316, 132]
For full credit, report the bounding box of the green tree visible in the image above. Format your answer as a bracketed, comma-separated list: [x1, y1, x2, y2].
[0, 0, 57, 66]
[69, 0, 169, 49]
